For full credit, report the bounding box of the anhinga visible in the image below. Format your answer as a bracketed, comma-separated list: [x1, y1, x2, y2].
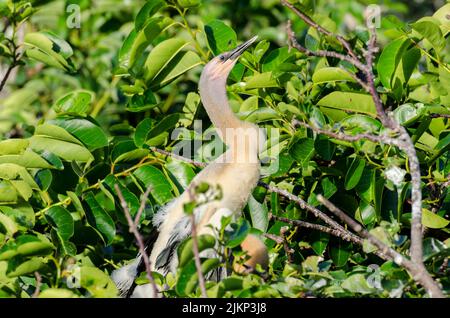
[112, 36, 268, 297]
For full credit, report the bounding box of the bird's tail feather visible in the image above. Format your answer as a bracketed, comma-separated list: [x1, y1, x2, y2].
[111, 256, 141, 297]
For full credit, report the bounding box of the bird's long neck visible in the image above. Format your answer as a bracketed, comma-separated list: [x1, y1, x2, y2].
[199, 74, 261, 164]
[199, 75, 241, 143]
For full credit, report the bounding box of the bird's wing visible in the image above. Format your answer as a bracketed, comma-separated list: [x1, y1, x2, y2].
[124, 229, 159, 298]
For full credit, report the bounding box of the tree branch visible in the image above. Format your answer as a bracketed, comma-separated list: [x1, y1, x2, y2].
[32, 272, 42, 298]
[280, 226, 295, 263]
[317, 195, 444, 298]
[270, 213, 389, 261]
[114, 184, 160, 298]
[186, 187, 208, 298]
[285, 20, 366, 71]
[282, 0, 432, 291]
[281, 0, 359, 61]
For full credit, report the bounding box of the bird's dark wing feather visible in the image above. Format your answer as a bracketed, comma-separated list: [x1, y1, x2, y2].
[125, 229, 159, 298]
[155, 215, 192, 271]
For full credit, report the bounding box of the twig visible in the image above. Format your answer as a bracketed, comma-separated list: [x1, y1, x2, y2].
[186, 187, 208, 298]
[263, 233, 284, 244]
[317, 195, 444, 298]
[281, 0, 359, 61]
[280, 226, 295, 263]
[270, 213, 389, 261]
[134, 186, 153, 225]
[285, 20, 366, 71]
[258, 181, 361, 244]
[32, 272, 42, 298]
[151, 147, 206, 168]
[190, 213, 208, 297]
[0, 53, 20, 93]
[114, 184, 159, 298]
[430, 114, 450, 119]
[291, 119, 397, 145]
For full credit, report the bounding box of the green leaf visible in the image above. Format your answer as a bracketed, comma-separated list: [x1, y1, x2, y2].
[7, 257, 46, 277]
[412, 18, 445, 52]
[120, 16, 173, 72]
[33, 124, 83, 145]
[422, 209, 449, 229]
[0, 139, 29, 155]
[29, 136, 93, 162]
[135, 0, 166, 30]
[262, 47, 296, 72]
[315, 135, 336, 160]
[0, 213, 18, 236]
[341, 273, 376, 294]
[311, 231, 329, 255]
[312, 67, 356, 84]
[204, 20, 237, 55]
[345, 158, 366, 190]
[363, 227, 392, 253]
[180, 92, 200, 127]
[134, 118, 153, 148]
[45, 206, 74, 241]
[150, 51, 202, 89]
[24, 32, 75, 72]
[376, 37, 411, 89]
[329, 240, 351, 267]
[177, 258, 220, 296]
[226, 219, 250, 248]
[134, 166, 174, 205]
[15, 235, 54, 257]
[143, 38, 189, 83]
[165, 160, 196, 190]
[248, 195, 269, 232]
[0, 181, 17, 203]
[177, 0, 201, 9]
[177, 234, 216, 268]
[53, 91, 94, 116]
[79, 266, 118, 297]
[317, 92, 376, 120]
[50, 118, 108, 151]
[126, 90, 159, 113]
[83, 192, 115, 245]
[145, 113, 180, 142]
[289, 138, 315, 166]
[243, 72, 278, 90]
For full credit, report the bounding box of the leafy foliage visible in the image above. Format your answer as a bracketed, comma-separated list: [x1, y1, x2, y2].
[0, 0, 449, 298]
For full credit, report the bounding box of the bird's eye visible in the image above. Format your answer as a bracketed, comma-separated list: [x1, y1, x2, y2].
[219, 55, 225, 61]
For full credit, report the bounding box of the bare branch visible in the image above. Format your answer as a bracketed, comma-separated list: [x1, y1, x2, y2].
[292, 119, 396, 145]
[151, 147, 206, 168]
[0, 53, 20, 93]
[114, 184, 159, 298]
[32, 272, 42, 298]
[186, 187, 208, 298]
[430, 113, 450, 119]
[134, 186, 153, 225]
[286, 20, 366, 71]
[280, 226, 295, 263]
[317, 195, 444, 298]
[281, 0, 359, 61]
[270, 213, 389, 261]
[263, 233, 284, 244]
[258, 181, 361, 244]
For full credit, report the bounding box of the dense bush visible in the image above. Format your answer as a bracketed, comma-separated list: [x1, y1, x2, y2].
[0, 0, 449, 298]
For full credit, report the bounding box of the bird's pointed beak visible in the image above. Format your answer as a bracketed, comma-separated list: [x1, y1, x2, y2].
[228, 36, 258, 60]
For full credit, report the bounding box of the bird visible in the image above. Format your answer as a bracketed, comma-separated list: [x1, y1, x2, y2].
[111, 36, 269, 298]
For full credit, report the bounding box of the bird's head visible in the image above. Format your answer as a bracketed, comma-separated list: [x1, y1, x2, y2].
[201, 36, 258, 80]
